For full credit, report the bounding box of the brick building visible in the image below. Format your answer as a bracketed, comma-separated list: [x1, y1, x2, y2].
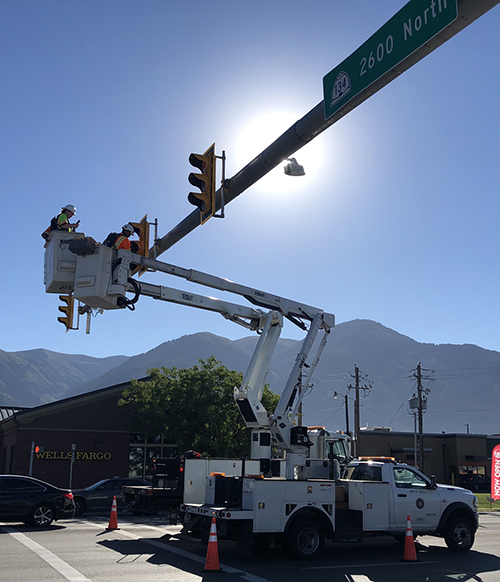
[0, 380, 176, 489]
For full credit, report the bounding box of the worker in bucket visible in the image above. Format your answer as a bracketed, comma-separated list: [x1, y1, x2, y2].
[103, 223, 138, 252]
[42, 204, 80, 240]
[56, 204, 79, 231]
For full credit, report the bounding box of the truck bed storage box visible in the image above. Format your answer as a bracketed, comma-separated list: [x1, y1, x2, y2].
[243, 478, 336, 533]
[183, 459, 261, 505]
[347, 480, 390, 530]
[205, 475, 243, 507]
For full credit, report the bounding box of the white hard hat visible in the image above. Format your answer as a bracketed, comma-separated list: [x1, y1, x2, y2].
[63, 204, 76, 214]
[122, 223, 134, 234]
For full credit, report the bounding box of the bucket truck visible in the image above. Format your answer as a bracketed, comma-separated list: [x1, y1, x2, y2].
[44, 231, 478, 558]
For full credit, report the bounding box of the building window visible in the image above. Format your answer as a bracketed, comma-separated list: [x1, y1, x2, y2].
[128, 434, 177, 479]
[459, 465, 486, 476]
[128, 446, 145, 478]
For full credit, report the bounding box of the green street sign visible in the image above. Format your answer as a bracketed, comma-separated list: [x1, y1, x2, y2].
[323, 0, 458, 120]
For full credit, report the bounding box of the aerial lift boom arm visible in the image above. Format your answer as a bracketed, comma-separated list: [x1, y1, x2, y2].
[45, 234, 335, 472]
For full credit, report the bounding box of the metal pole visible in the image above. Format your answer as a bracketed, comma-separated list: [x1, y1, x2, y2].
[69, 444, 76, 489]
[29, 441, 34, 476]
[354, 366, 360, 458]
[417, 363, 424, 474]
[344, 394, 349, 436]
[414, 412, 418, 470]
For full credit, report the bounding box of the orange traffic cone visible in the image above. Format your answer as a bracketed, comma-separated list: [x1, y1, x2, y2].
[106, 496, 119, 531]
[402, 515, 417, 561]
[202, 517, 222, 573]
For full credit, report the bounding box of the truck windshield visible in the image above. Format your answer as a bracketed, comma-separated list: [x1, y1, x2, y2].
[345, 464, 382, 481]
[330, 440, 349, 465]
[393, 467, 428, 488]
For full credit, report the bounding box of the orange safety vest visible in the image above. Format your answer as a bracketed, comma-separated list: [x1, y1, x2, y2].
[113, 235, 131, 251]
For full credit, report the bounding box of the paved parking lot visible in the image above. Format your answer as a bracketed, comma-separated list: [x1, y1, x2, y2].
[1, 512, 499, 582]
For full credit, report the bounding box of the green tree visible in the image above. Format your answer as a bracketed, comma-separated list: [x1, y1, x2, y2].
[119, 356, 280, 457]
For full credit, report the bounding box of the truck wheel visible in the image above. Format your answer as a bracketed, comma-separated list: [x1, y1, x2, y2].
[444, 516, 475, 552]
[287, 519, 325, 560]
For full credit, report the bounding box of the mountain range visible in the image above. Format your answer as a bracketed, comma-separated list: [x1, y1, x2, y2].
[1, 319, 499, 435]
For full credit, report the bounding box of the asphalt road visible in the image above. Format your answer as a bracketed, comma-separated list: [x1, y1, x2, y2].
[1, 512, 499, 582]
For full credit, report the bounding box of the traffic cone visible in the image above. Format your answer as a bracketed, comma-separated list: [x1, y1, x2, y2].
[202, 517, 222, 573]
[402, 515, 417, 561]
[106, 496, 119, 531]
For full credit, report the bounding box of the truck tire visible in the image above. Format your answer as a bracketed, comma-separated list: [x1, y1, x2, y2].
[443, 516, 475, 552]
[286, 519, 325, 560]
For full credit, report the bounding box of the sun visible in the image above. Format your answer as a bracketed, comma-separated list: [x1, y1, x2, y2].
[234, 111, 323, 195]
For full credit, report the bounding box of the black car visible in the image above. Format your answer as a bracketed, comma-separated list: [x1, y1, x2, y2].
[0, 475, 75, 527]
[72, 477, 148, 516]
[459, 473, 491, 492]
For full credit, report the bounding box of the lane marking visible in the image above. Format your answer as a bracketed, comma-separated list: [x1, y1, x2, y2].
[305, 560, 439, 569]
[1, 524, 93, 582]
[85, 521, 271, 582]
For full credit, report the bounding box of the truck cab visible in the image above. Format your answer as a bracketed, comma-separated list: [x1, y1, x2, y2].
[344, 458, 478, 551]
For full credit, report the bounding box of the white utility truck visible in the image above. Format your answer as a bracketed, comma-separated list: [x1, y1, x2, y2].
[182, 456, 478, 559]
[44, 231, 478, 558]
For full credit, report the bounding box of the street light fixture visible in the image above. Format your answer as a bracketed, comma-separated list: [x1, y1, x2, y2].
[283, 158, 305, 176]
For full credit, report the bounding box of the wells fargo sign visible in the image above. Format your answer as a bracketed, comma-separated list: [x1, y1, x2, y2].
[35, 451, 112, 461]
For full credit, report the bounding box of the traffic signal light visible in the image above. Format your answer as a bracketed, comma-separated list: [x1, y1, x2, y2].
[188, 143, 216, 224]
[129, 214, 150, 258]
[58, 293, 74, 331]
[129, 214, 150, 276]
[34, 445, 45, 454]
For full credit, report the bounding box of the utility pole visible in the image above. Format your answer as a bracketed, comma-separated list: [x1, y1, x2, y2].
[354, 366, 360, 457]
[343, 393, 349, 437]
[333, 391, 350, 436]
[411, 362, 433, 474]
[348, 365, 371, 458]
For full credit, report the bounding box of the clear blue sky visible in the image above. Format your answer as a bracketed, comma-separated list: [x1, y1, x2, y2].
[1, 0, 500, 359]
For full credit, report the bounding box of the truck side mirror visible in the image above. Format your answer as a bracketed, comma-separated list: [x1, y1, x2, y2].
[430, 475, 437, 490]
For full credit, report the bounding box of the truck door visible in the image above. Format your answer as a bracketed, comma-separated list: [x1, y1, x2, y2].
[391, 467, 441, 531]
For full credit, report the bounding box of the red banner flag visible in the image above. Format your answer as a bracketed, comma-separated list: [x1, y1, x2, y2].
[492, 444, 500, 501]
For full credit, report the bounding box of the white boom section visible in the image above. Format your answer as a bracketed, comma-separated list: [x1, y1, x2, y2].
[110, 250, 335, 467]
[124, 252, 335, 331]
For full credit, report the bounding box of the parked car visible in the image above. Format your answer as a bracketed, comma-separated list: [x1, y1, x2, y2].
[72, 477, 148, 516]
[459, 473, 491, 492]
[0, 474, 75, 527]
